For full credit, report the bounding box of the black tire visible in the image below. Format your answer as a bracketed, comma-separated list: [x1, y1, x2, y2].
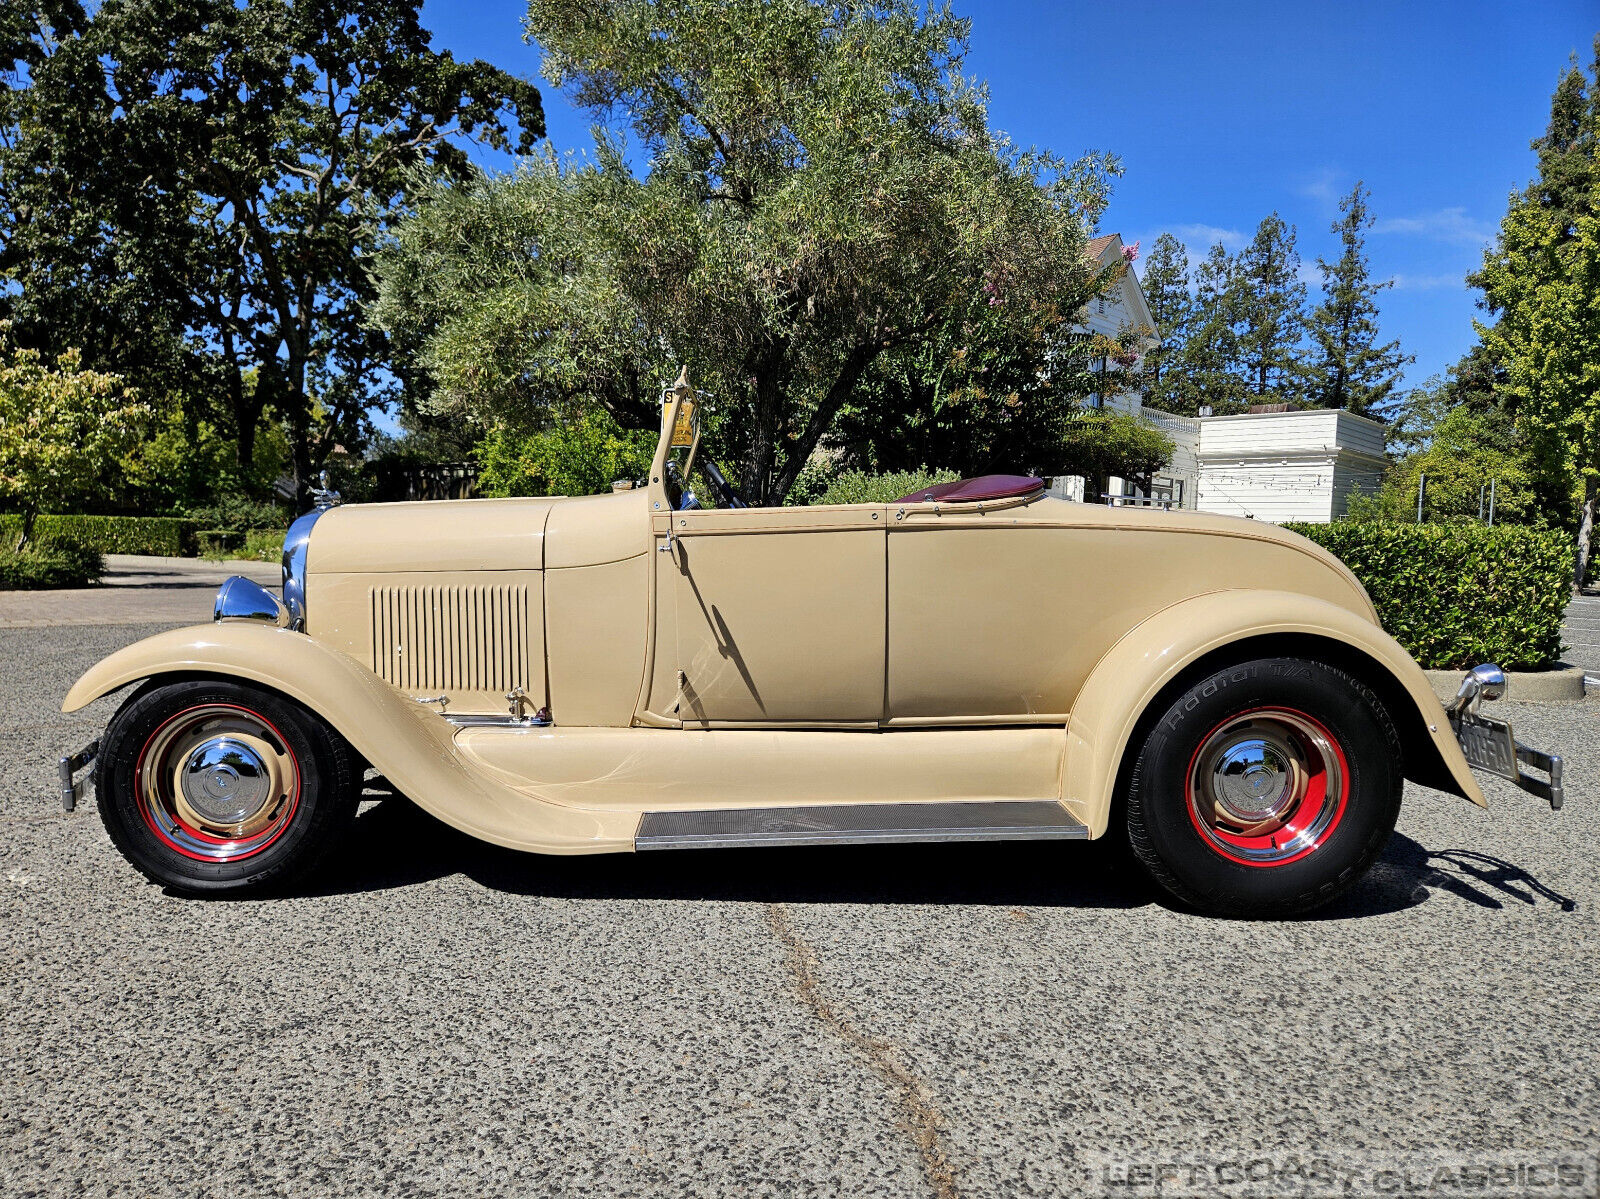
[1126, 656, 1401, 918]
[95, 678, 359, 896]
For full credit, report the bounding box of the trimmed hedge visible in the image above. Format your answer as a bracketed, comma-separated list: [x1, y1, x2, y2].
[0, 513, 199, 556]
[1285, 522, 1570, 670]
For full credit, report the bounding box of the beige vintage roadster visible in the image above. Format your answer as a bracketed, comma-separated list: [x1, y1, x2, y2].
[60, 374, 1564, 916]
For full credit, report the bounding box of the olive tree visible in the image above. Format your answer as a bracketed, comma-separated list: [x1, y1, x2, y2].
[376, 0, 1118, 506]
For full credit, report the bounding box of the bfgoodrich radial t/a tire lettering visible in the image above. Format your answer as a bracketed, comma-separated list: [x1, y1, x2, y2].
[1126, 656, 1402, 917]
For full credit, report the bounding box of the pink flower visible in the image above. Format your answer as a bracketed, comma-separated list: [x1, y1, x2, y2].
[1122, 240, 1140, 263]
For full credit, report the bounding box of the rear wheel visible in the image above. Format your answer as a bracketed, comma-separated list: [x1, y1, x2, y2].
[1126, 657, 1401, 917]
[96, 678, 359, 895]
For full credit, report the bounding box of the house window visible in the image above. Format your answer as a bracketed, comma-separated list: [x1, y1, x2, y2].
[1096, 297, 1107, 315]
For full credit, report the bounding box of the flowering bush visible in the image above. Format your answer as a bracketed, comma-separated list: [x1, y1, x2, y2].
[0, 326, 150, 547]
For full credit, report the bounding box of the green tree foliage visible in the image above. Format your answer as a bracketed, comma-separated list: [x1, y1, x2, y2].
[476, 410, 656, 498]
[1056, 409, 1175, 498]
[0, 326, 150, 546]
[1469, 37, 1600, 584]
[1360, 406, 1538, 526]
[1137, 233, 1192, 413]
[828, 287, 1137, 478]
[815, 468, 958, 506]
[1305, 183, 1411, 416]
[1234, 212, 1306, 400]
[376, 0, 1118, 506]
[1386, 342, 1510, 458]
[0, 0, 543, 504]
[1173, 243, 1248, 413]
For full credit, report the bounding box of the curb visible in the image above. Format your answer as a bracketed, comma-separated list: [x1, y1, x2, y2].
[1422, 664, 1587, 704]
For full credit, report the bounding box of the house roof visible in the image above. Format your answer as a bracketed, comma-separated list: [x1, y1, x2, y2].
[1079, 232, 1156, 347]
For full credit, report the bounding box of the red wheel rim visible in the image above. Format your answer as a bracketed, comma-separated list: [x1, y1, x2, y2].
[134, 703, 301, 863]
[1184, 706, 1349, 868]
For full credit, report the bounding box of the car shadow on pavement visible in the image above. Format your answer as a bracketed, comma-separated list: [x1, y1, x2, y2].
[298, 793, 1156, 909]
[1316, 833, 1578, 919]
[291, 792, 1578, 917]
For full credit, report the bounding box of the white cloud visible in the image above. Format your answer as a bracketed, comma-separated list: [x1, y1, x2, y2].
[1373, 207, 1495, 248]
[1296, 168, 1343, 206]
[1170, 222, 1249, 252]
[1389, 272, 1468, 291]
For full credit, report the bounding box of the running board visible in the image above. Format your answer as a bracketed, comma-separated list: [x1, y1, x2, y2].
[635, 801, 1089, 851]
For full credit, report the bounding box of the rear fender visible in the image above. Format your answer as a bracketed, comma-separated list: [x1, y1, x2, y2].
[1061, 590, 1482, 838]
[62, 624, 636, 853]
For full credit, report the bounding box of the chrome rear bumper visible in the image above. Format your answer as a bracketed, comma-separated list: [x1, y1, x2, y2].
[1448, 663, 1564, 810]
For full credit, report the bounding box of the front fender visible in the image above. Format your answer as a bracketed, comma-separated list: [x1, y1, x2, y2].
[62, 624, 637, 853]
[1061, 589, 1483, 838]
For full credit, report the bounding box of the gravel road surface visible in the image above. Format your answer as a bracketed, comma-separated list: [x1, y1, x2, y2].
[2, 616, 1596, 1198]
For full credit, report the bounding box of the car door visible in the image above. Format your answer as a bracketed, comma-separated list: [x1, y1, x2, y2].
[660, 504, 887, 726]
[886, 505, 1084, 723]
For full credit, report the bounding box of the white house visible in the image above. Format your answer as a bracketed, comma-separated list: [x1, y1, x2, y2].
[1054, 233, 1389, 523]
[1080, 233, 1154, 416]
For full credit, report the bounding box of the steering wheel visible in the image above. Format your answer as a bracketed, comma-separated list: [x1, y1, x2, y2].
[703, 458, 748, 508]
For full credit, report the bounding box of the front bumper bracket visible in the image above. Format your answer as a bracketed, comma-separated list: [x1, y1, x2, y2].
[1448, 664, 1564, 811]
[57, 739, 99, 813]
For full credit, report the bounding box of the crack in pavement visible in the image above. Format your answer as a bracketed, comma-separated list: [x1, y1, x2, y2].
[766, 903, 960, 1199]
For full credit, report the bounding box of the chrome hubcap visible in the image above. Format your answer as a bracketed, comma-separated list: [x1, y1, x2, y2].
[1209, 729, 1302, 825]
[180, 737, 272, 826]
[1187, 709, 1346, 866]
[137, 704, 300, 862]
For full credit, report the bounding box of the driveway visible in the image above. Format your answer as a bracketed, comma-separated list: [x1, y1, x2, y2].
[0, 554, 280, 629]
[1, 598, 1595, 1196]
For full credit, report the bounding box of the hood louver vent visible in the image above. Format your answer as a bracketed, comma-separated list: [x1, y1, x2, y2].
[371, 584, 532, 695]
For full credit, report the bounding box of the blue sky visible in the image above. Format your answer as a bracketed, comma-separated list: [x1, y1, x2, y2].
[419, 0, 1597, 395]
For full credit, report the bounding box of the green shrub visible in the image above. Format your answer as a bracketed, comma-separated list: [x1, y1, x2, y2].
[0, 542, 100, 589]
[184, 495, 292, 532]
[197, 529, 244, 560]
[32, 532, 103, 581]
[0, 513, 199, 556]
[816, 468, 959, 506]
[241, 528, 286, 563]
[1285, 521, 1570, 670]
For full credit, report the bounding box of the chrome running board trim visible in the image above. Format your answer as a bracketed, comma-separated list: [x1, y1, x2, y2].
[635, 800, 1088, 850]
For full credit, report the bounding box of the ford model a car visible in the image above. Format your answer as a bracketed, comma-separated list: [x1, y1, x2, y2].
[60, 373, 1564, 916]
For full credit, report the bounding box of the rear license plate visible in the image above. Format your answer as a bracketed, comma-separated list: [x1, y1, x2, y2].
[1453, 709, 1519, 781]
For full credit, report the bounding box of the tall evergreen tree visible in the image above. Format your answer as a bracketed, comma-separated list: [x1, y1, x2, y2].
[1233, 213, 1306, 400]
[1175, 242, 1247, 412]
[1305, 182, 1411, 415]
[1470, 37, 1600, 585]
[1137, 232, 1191, 413]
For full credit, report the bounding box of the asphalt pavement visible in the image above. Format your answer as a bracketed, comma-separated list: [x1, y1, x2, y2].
[1563, 593, 1600, 683]
[1, 605, 1597, 1197]
[0, 555, 280, 629]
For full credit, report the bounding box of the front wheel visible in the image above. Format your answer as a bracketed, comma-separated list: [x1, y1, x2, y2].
[1125, 657, 1402, 917]
[96, 678, 360, 895]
